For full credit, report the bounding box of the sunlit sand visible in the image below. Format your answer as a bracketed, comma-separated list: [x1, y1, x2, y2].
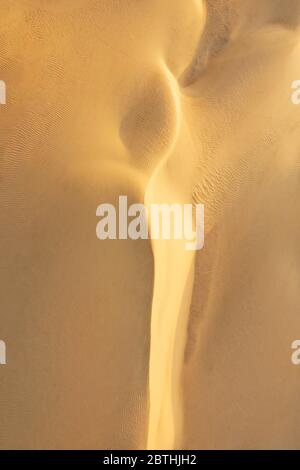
[0, 0, 300, 450]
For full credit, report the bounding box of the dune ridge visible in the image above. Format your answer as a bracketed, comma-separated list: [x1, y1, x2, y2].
[1, 0, 300, 450]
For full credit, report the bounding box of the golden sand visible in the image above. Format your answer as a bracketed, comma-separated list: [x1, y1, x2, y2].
[0, 0, 300, 449]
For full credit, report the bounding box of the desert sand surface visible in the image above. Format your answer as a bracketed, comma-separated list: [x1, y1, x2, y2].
[0, 0, 300, 450]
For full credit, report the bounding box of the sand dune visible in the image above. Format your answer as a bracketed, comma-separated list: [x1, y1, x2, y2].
[0, 0, 300, 450]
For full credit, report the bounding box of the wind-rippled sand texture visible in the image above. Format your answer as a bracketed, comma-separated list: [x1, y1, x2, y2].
[0, 0, 300, 449]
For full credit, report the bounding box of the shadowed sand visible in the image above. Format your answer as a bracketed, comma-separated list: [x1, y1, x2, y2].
[0, 0, 300, 450]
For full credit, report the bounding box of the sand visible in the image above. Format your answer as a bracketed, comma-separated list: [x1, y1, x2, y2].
[0, 0, 300, 450]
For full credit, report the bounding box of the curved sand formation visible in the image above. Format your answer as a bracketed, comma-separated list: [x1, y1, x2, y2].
[0, 0, 300, 450]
